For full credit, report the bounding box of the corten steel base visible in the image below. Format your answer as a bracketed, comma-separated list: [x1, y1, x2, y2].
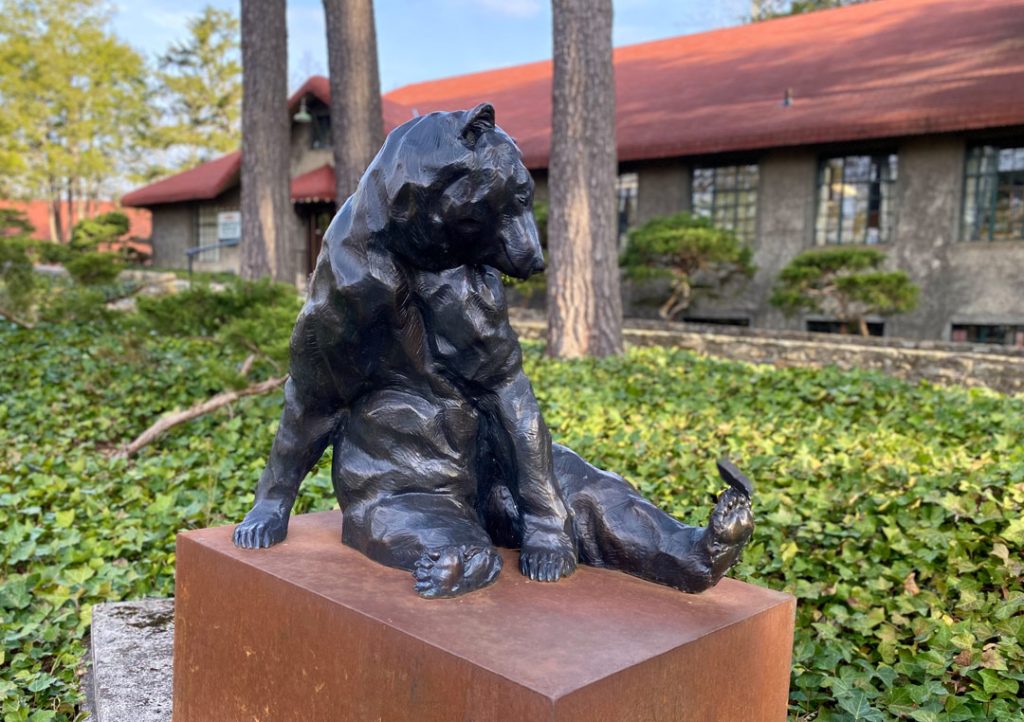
[174, 511, 795, 722]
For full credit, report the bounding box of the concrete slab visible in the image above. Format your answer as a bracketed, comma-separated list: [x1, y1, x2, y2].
[89, 598, 174, 722]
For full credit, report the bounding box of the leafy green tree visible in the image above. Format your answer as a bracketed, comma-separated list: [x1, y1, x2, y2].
[770, 247, 919, 336]
[0, 0, 149, 242]
[621, 212, 755, 321]
[151, 5, 242, 173]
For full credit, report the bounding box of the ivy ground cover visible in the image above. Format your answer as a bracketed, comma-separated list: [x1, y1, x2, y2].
[1, 315, 1022, 721]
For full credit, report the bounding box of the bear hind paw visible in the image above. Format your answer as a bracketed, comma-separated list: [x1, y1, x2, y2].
[412, 544, 503, 598]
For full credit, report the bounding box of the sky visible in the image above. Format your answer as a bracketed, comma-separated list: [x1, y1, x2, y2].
[112, 0, 752, 93]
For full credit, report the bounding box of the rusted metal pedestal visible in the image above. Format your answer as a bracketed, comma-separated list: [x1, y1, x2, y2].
[174, 511, 795, 722]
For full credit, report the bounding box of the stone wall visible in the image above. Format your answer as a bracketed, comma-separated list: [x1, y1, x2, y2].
[509, 311, 1024, 395]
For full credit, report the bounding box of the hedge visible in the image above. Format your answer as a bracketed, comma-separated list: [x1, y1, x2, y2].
[0, 303, 1021, 721]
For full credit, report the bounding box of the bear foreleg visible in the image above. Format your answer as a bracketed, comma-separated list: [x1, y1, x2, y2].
[484, 371, 578, 583]
[234, 378, 342, 549]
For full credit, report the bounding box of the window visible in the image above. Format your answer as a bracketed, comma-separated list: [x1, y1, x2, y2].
[807, 320, 885, 337]
[616, 173, 638, 245]
[311, 108, 331, 150]
[815, 154, 897, 245]
[691, 164, 758, 242]
[683, 316, 751, 327]
[196, 205, 220, 262]
[962, 144, 1024, 241]
[951, 324, 1024, 347]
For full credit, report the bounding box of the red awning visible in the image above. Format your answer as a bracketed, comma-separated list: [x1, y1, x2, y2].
[291, 164, 336, 203]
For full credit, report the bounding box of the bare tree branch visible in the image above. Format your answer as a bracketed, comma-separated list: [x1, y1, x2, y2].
[0, 307, 35, 329]
[115, 374, 287, 458]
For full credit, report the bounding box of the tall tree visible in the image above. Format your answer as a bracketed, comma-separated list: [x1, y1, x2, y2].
[153, 5, 241, 173]
[546, 0, 622, 358]
[0, 0, 149, 242]
[322, 0, 384, 203]
[239, 0, 290, 280]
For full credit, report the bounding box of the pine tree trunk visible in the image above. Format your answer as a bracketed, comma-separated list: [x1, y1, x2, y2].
[240, 0, 290, 281]
[49, 177, 64, 243]
[323, 0, 384, 203]
[547, 0, 622, 358]
[66, 182, 75, 237]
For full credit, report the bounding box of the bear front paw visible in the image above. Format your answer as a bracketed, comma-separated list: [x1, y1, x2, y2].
[519, 528, 577, 582]
[233, 500, 290, 549]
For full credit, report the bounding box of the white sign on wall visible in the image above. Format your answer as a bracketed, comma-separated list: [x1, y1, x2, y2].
[217, 211, 241, 241]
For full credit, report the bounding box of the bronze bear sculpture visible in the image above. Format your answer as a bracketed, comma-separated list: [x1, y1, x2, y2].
[234, 103, 754, 598]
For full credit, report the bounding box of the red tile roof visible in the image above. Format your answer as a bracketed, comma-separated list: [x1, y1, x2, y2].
[389, 0, 1024, 168]
[0, 199, 152, 242]
[123, 0, 1024, 206]
[122, 151, 241, 207]
[291, 164, 336, 202]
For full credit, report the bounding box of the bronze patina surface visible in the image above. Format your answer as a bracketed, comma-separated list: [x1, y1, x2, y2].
[175, 511, 793, 722]
[233, 104, 754, 599]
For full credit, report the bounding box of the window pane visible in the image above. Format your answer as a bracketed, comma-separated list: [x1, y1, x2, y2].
[690, 164, 759, 242]
[951, 324, 1024, 345]
[966, 142, 1024, 241]
[616, 173, 639, 244]
[845, 155, 871, 182]
[817, 153, 898, 245]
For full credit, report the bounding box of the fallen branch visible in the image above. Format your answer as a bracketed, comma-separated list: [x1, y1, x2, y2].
[0, 306, 35, 329]
[115, 374, 287, 458]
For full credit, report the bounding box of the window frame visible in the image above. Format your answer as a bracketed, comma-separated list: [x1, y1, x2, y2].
[960, 141, 1024, 242]
[806, 319, 885, 337]
[310, 107, 332, 150]
[950, 323, 1024, 347]
[690, 163, 760, 244]
[813, 152, 898, 247]
[616, 172, 639, 247]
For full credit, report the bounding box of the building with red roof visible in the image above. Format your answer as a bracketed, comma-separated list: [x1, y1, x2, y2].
[123, 0, 1024, 342]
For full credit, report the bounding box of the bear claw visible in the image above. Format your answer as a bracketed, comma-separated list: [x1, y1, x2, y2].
[233, 500, 290, 549]
[519, 547, 576, 582]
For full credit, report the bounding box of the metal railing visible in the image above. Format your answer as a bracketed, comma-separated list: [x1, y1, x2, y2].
[185, 238, 239, 279]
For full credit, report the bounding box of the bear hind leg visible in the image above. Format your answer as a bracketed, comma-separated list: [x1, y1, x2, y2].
[343, 493, 502, 599]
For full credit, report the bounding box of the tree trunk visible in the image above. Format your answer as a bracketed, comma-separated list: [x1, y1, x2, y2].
[323, 0, 384, 204]
[240, 0, 290, 281]
[856, 316, 869, 336]
[66, 181, 75, 238]
[546, 0, 622, 358]
[49, 177, 64, 243]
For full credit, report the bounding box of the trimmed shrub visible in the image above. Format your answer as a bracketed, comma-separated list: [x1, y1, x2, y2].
[64, 251, 124, 286]
[771, 248, 919, 336]
[621, 212, 755, 319]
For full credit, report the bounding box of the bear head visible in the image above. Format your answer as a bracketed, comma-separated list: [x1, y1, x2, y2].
[361, 103, 544, 280]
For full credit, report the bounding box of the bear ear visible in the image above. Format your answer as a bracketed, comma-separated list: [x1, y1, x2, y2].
[461, 103, 495, 147]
